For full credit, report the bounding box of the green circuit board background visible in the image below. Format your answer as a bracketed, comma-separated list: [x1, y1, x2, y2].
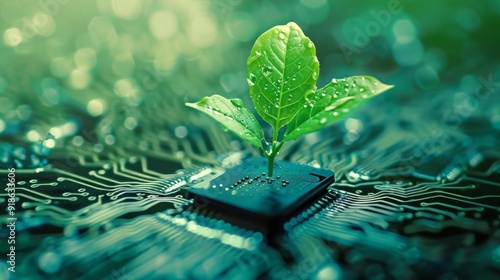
[1, 0, 500, 279]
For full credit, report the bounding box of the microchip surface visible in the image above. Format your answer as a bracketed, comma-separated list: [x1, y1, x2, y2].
[188, 157, 335, 231]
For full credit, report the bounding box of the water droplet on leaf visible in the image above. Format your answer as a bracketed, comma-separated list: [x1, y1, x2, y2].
[230, 99, 243, 108]
[262, 66, 272, 76]
[312, 71, 318, 80]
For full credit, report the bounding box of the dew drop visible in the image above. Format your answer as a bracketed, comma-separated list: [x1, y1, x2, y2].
[230, 99, 243, 108]
[247, 74, 256, 86]
[331, 78, 337, 84]
[320, 118, 327, 124]
[264, 142, 272, 154]
[262, 66, 272, 76]
[279, 32, 286, 39]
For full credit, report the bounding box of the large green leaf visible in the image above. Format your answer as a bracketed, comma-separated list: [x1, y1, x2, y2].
[185, 95, 265, 148]
[283, 76, 393, 141]
[246, 22, 319, 133]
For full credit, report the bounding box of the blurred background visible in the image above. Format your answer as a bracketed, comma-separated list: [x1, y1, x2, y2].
[1, 1, 500, 279]
[1, 0, 499, 148]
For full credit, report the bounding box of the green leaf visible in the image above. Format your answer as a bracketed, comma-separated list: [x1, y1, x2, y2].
[185, 95, 265, 148]
[283, 76, 393, 141]
[246, 22, 319, 133]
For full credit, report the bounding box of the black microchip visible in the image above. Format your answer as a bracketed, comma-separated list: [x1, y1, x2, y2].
[187, 157, 335, 235]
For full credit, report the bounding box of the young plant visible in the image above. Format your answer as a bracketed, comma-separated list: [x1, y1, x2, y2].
[186, 22, 393, 177]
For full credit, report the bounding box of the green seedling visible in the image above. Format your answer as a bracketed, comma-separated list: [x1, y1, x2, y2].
[186, 22, 393, 176]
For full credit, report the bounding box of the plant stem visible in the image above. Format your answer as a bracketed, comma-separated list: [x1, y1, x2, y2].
[266, 141, 283, 177]
[267, 150, 276, 177]
[266, 128, 280, 177]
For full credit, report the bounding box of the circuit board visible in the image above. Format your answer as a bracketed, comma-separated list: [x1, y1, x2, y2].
[1, 93, 499, 279]
[1, 0, 500, 279]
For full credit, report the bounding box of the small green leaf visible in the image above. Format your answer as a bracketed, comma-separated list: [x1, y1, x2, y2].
[185, 95, 265, 148]
[283, 76, 393, 141]
[247, 22, 319, 133]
